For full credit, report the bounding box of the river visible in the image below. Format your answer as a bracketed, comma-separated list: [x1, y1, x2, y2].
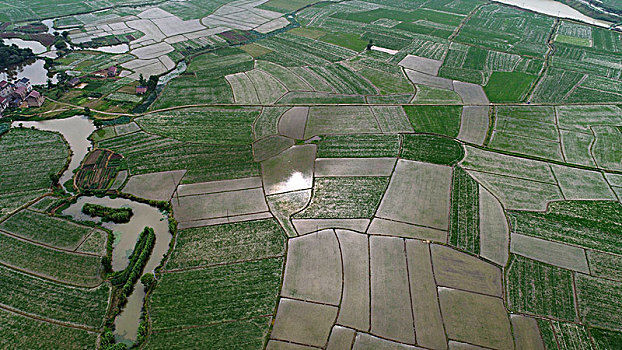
[13, 116, 96, 189]
[492, 0, 614, 28]
[12, 114, 172, 345]
[62, 196, 171, 345]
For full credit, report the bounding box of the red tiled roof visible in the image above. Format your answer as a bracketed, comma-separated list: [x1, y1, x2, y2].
[0, 81, 7, 88]
[15, 86, 26, 94]
[28, 90, 41, 99]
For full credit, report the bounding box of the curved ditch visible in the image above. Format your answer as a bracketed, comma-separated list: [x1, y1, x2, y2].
[63, 196, 170, 344]
[14, 115, 170, 345]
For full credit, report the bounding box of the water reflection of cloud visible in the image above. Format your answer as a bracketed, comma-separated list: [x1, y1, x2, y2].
[276, 171, 311, 194]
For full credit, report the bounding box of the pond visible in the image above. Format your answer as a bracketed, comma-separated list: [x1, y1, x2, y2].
[90, 43, 129, 54]
[0, 58, 58, 86]
[492, 0, 613, 27]
[12, 115, 96, 190]
[2, 38, 47, 54]
[62, 196, 171, 345]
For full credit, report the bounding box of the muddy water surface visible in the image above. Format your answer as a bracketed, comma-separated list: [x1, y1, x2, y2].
[63, 196, 171, 345]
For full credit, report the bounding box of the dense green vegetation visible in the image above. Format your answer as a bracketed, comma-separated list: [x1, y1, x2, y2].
[400, 134, 464, 165]
[0, 209, 92, 249]
[111, 227, 155, 295]
[150, 258, 283, 330]
[507, 201, 622, 254]
[448, 167, 479, 254]
[317, 134, 400, 158]
[82, 203, 133, 224]
[0, 232, 103, 287]
[0, 264, 109, 328]
[0, 129, 69, 217]
[484, 72, 537, 103]
[507, 255, 577, 321]
[0, 41, 34, 69]
[404, 105, 462, 137]
[0, 308, 97, 349]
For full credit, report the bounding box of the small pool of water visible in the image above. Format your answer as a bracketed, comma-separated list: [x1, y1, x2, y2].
[91, 43, 129, 54]
[63, 196, 171, 345]
[2, 38, 47, 54]
[0, 58, 58, 86]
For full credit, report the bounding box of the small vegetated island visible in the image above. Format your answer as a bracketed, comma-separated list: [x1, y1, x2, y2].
[82, 203, 133, 223]
[0, 42, 34, 69]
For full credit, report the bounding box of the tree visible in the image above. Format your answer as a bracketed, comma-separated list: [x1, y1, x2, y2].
[54, 40, 67, 50]
[101, 256, 112, 272]
[61, 31, 69, 40]
[48, 173, 60, 186]
[146, 75, 159, 92]
[366, 39, 374, 50]
[138, 74, 146, 86]
[84, 107, 91, 116]
[141, 273, 155, 289]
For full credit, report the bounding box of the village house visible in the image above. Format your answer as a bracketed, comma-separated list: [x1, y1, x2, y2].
[68, 77, 81, 88]
[26, 90, 44, 107]
[0, 80, 10, 98]
[107, 66, 118, 77]
[0, 96, 7, 116]
[15, 77, 32, 93]
[136, 86, 147, 95]
[12, 86, 28, 101]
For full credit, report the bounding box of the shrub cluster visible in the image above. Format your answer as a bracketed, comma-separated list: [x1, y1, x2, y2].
[82, 203, 133, 223]
[110, 227, 156, 296]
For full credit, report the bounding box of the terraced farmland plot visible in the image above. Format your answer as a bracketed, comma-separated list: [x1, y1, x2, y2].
[538, 320, 595, 350]
[150, 258, 283, 330]
[257, 32, 356, 67]
[449, 167, 480, 254]
[0, 129, 69, 216]
[304, 106, 381, 138]
[576, 274, 622, 330]
[166, 219, 286, 270]
[99, 132, 258, 184]
[556, 105, 622, 132]
[592, 126, 622, 171]
[307, 64, 378, 95]
[144, 318, 270, 350]
[489, 105, 563, 161]
[294, 177, 389, 219]
[0, 209, 93, 250]
[531, 68, 585, 103]
[0, 309, 97, 349]
[0, 264, 109, 328]
[507, 201, 622, 255]
[507, 255, 577, 321]
[253, 107, 289, 139]
[400, 134, 464, 166]
[0, 232, 103, 287]
[404, 105, 462, 137]
[137, 107, 260, 145]
[455, 4, 554, 58]
[316, 134, 401, 158]
[152, 49, 254, 109]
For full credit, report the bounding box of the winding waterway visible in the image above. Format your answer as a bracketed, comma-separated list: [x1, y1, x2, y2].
[11, 115, 166, 345]
[62, 196, 171, 345]
[13, 116, 95, 189]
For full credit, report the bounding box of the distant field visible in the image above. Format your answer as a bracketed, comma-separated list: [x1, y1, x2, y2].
[484, 72, 537, 103]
